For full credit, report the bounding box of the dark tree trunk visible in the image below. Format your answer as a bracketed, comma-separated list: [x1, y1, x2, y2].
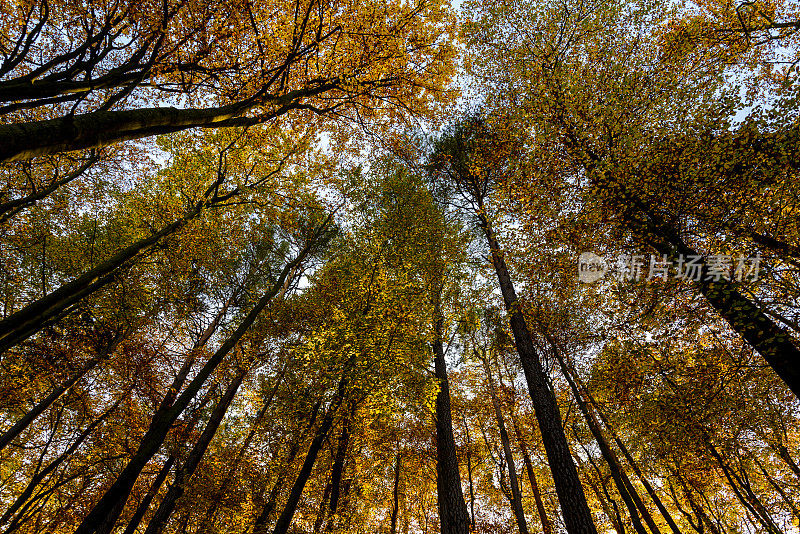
[0, 81, 337, 163]
[705, 441, 783, 534]
[251, 406, 318, 534]
[584, 387, 683, 534]
[121, 457, 175, 534]
[508, 409, 554, 534]
[460, 413, 476, 527]
[631, 202, 800, 400]
[142, 370, 247, 534]
[0, 398, 123, 528]
[324, 401, 356, 532]
[477, 212, 597, 534]
[552, 345, 652, 534]
[271, 378, 347, 534]
[433, 292, 471, 534]
[390, 453, 401, 534]
[72, 247, 309, 534]
[586, 472, 625, 534]
[498, 352, 554, 534]
[480, 351, 528, 534]
[0, 335, 122, 451]
[0, 204, 204, 354]
[196, 364, 287, 534]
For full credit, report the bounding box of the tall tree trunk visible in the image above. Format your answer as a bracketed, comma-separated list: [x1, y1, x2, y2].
[120, 457, 175, 534]
[480, 349, 528, 534]
[586, 471, 625, 534]
[196, 363, 287, 534]
[142, 369, 247, 534]
[552, 344, 653, 534]
[324, 401, 356, 532]
[271, 377, 347, 534]
[673, 473, 723, 534]
[391, 453, 402, 534]
[0, 202, 205, 354]
[460, 413, 476, 527]
[72, 244, 311, 534]
[630, 201, 800, 399]
[0, 334, 122, 451]
[508, 410, 553, 534]
[0, 397, 123, 528]
[252, 399, 322, 534]
[0, 81, 337, 163]
[582, 386, 683, 534]
[477, 211, 597, 534]
[498, 351, 554, 534]
[432, 290, 471, 534]
[704, 440, 783, 534]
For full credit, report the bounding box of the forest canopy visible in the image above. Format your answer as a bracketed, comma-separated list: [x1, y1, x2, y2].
[1, 0, 799, 533]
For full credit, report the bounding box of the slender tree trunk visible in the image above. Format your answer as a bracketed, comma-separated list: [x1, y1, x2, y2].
[196, 364, 287, 534]
[674, 474, 722, 534]
[497, 351, 554, 534]
[587, 472, 625, 534]
[0, 203, 204, 354]
[314, 481, 333, 534]
[0, 398, 123, 527]
[552, 345, 652, 534]
[508, 410, 553, 534]
[460, 413, 476, 528]
[325, 401, 356, 532]
[72, 244, 311, 534]
[142, 369, 247, 534]
[583, 387, 683, 534]
[391, 453, 401, 534]
[432, 291, 470, 534]
[0, 335, 122, 451]
[271, 377, 347, 534]
[120, 457, 175, 534]
[749, 448, 800, 518]
[705, 440, 783, 534]
[251, 400, 321, 534]
[480, 350, 528, 534]
[477, 211, 597, 534]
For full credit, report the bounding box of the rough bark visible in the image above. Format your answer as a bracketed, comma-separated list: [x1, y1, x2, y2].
[478, 212, 597, 534]
[433, 292, 471, 534]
